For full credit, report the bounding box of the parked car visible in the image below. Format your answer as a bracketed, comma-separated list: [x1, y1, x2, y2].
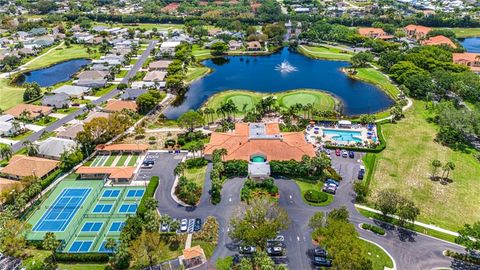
[348, 151, 355, 158]
[341, 150, 348, 158]
[323, 184, 337, 194]
[359, 165, 365, 172]
[194, 218, 202, 231]
[268, 235, 285, 242]
[335, 149, 341, 156]
[160, 222, 169, 232]
[239, 246, 256, 255]
[325, 149, 331, 155]
[357, 170, 365, 180]
[267, 246, 284, 256]
[141, 160, 154, 168]
[180, 219, 188, 232]
[325, 179, 339, 187]
[313, 256, 332, 267]
[314, 247, 328, 258]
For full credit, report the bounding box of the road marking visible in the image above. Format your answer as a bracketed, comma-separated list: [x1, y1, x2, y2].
[289, 195, 292, 199]
[297, 236, 300, 241]
[229, 197, 232, 202]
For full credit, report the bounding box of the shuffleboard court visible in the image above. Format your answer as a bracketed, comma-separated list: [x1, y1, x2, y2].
[33, 188, 91, 232]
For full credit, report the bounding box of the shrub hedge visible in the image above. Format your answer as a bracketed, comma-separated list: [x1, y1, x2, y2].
[304, 189, 328, 203]
[445, 250, 480, 265]
[56, 252, 110, 263]
[186, 157, 208, 168]
[361, 223, 386, 235]
[224, 160, 248, 177]
[137, 176, 159, 217]
[40, 169, 63, 189]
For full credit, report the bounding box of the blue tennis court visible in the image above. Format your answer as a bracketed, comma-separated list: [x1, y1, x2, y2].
[92, 204, 113, 213]
[98, 240, 118, 253]
[109, 222, 125, 232]
[126, 189, 144, 198]
[102, 190, 120, 198]
[69, 240, 93, 252]
[81, 222, 103, 232]
[119, 203, 138, 213]
[33, 188, 91, 232]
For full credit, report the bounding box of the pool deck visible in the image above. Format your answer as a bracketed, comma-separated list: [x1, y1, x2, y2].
[306, 125, 378, 147]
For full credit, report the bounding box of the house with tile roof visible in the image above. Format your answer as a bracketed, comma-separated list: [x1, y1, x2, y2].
[421, 35, 456, 48]
[204, 123, 315, 179]
[453, 53, 480, 73]
[104, 100, 138, 112]
[358, 27, 394, 40]
[404, 24, 432, 40]
[75, 166, 137, 183]
[0, 155, 59, 180]
[5, 104, 53, 119]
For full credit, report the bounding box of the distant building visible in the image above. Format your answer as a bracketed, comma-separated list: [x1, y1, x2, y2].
[421, 35, 457, 48]
[358, 27, 394, 40]
[5, 104, 52, 119]
[104, 100, 138, 112]
[53, 85, 91, 97]
[37, 137, 77, 160]
[228, 40, 243, 51]
[160, 41, 181, 56]
[404, 24, 432, 40]
[246, 41, 262, 51]
[453, 53, 480, 73]
[148, 60, 172, 71]
[41, 93, 71, 109]
[0, 155, 59, 180]
[143, 71, 167, 82]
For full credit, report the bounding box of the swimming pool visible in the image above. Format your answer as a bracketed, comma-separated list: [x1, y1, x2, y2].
[323, 129, 363, 143]
[252, 156, 266, 162]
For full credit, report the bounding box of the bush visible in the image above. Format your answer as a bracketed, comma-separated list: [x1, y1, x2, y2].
[55, 252, 109, 262]
[241, 178, 279, 202]
[185, 157, 208, 168]
[224, 160, 248, 177]
[304, 189, 328, 203]
[325, 167, 342, 181]
[175, 176, 201, 205]
[137, 176, 159, 217]
[445, 250, 480, 265]
[361, 223, 386, 235]
[40, 169, 63, 189]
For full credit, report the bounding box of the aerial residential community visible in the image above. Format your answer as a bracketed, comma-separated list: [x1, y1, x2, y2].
[0, 0, 479, 270]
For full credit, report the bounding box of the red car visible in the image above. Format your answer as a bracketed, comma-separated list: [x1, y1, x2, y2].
[335, 149, 341, 156]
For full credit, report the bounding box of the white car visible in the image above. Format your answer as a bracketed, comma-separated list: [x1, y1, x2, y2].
[341, 150, 348, 158]
[180, 219, 188, 232]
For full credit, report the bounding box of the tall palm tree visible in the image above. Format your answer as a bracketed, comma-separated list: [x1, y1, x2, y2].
[23, 140, 39, 156]
[0, 145, 13, 160]
[442, 162, 455, 180]
[217, 148, 228, 162]
[174, 162, 187, 177]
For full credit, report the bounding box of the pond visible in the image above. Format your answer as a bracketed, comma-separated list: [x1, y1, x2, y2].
[164, 48, 394, 119]
[460, 37, 480, 53]
[16, 59, 91, 87]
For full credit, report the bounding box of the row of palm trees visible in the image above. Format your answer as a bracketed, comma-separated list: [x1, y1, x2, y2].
[0, 140, 39, 161]
[431, 159, 455, 181]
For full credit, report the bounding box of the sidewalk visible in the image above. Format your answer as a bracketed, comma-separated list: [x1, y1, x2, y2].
[355, 204, 459, 237]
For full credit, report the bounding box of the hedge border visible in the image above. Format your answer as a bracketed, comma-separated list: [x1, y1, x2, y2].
[55, 252, 110, 263]
[137, 176, 159, 217]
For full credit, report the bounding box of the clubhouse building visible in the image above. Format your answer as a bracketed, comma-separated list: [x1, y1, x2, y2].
[204, 123, 315, 179]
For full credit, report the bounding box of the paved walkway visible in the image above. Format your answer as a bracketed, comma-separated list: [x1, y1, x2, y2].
[355, 204, 459, 237]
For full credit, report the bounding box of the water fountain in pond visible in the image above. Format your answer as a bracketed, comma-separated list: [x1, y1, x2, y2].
[275, 60, 297, 73]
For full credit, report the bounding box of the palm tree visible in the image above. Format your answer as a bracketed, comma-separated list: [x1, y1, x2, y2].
[441, 162, 455, 180]
[0, 144, 13, 160]
[174, 162, 187, 177]
[431, 160, 441, 180]
[23, 140, 39, 156]
[217, 148, 228, 162]
[304, 103, 314, 119]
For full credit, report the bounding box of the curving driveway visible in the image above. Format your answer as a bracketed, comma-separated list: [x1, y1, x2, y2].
[152, 152, 468, 270]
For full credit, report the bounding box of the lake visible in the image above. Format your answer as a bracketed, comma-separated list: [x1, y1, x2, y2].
[164, 47, 394, 118]
[460, 37, 480, 53]
[16, 59, 91, 87]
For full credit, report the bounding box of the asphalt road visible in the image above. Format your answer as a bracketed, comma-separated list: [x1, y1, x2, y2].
[150, 151, 472, 270]
[10, 40, 157, 152]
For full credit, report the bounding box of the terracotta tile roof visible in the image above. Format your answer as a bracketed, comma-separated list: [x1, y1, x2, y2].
[452, 52, 480, 63]
[404, 24, 432, 35]
[96, 143, 149, 152]
[204, 123, 315, 161]
[421, 35, 456, 48]
[149, 60, 172, 70]
[358, 27, 386, 37]
[104, 100, 138, 112]
[75, 166, 136, 179]
[183, 245, 205, 260]
[161, 3, 180, 12]
[0, 155, 59, 179]
[5, 104, 53, 118]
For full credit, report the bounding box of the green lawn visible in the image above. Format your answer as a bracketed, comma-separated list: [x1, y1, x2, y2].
[117, 69, 129, 78]
[191, 240, 216, 259]
[57, 263, 107, 270]
[185, 165, 208, 187]
[298, 45, 353, 61]
[436, 27, 480, 38]
[104, 155, 116, 166]
[348, 68, 400, 99]
[202, 89, 338, 120]
[186, 65, 211, 83]
[94, 84, 116, 97]
[192, 44, 213, 61]
[361, 239, 394, 270]
[8, 130, 33, 140]
[56, 107, 79, 114]
[33, 116, 57, 126]
[367, 100, 480, 231]
[294, 179, 334, 207]
[22, 44, 100, 71]
[0, 78, 25, 110]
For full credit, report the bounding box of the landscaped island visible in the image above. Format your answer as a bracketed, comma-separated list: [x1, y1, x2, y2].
[201, 89, 338, 120]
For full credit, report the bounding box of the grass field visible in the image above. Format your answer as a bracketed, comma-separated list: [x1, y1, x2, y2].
[367, 100, 480, 231]
[298, 45, 353, 61]
[22, 44, 100, 71]
[186, 65, 211, 83]
[104, 155, 116, 166]
[57, 263, 107, 270]
[361, 239, 394, 270]
[192, 45, 213, 61]
[294, 179, 334, 207]
[185, 165, 208, 188]
[436, 27, 480, 38]
[202, 89, 338, 120]
[93, 22, 183, 31]
[0, 78, 25, 110]
[348, 68, 400, 99]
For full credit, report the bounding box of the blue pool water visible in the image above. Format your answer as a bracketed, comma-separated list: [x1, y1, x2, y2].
[323, 129, 363, 143]
[460, 37, 480, 53]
